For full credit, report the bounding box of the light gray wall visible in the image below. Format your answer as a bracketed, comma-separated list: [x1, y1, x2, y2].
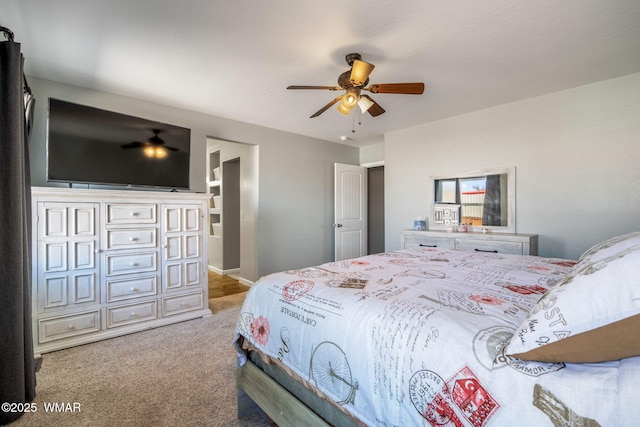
[385, 72, 640, 260]
[28, 77, 359, 281]
[257, 136, 359, 275]
[359, 142, 384, 164]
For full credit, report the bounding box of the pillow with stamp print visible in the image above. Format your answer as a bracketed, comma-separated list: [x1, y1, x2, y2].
[577, 231, 640, 266]
[504, 247, 640, 363]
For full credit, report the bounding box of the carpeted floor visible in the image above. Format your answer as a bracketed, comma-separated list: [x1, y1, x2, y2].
[9, 293, 271, 427]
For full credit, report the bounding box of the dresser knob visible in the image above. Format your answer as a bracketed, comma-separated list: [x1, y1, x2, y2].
[67, 324, 75, 330]
[130, 237, 138, 242]
[130, 287, 138, 292]
[130, 262, 139, 267]
[130, 312, 137, 318]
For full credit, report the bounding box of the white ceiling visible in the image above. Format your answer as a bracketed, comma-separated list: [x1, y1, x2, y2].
[3, 0, 640, 147]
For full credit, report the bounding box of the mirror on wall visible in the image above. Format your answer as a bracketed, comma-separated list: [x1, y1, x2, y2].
[427, 166, 516, 233]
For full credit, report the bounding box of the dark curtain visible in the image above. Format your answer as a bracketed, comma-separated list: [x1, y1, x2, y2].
[0, 39, 37, 424]
[482, 174, 502, 226]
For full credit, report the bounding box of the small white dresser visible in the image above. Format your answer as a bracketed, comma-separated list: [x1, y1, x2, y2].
[31, 187, 212, 354]
[401, 229, 538, 255]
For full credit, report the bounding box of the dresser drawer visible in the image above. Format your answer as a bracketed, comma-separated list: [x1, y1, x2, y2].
[106, 204, 156, 225]
[162, 292, 204, 316]
[403, 234, 455, 249]
[106, 252, 157, 276]
[107, 275, 158, 302]
[107, 300, 157, 328]
[39, 310, 101, 343]
[455, 238, 523, 255]
[106, 228, 157, 250]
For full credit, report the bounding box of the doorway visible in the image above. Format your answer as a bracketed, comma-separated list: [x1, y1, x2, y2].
[367, 166, 384, 254]
[222, 158, 240, 271]
[206, 138, 257, 284]
[334, 163, 385, 261]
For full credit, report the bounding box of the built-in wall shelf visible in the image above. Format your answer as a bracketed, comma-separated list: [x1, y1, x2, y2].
[207, 146, 222, 269]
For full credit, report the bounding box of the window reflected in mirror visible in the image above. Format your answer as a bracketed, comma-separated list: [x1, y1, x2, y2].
[429, 167, 515, 233]
[435, 175, 508, 226]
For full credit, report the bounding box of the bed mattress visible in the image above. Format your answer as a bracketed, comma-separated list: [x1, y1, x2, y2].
[235, 247, 640, 426]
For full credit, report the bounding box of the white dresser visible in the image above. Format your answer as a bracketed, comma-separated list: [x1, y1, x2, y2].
[401, 229, 538, 255]
[31, 187, 212, 354]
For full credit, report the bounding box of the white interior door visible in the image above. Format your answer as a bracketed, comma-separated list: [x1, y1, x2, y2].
[334, 163, 367, 261]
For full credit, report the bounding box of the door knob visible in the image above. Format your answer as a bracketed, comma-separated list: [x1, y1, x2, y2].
[333, 223, 343, 228]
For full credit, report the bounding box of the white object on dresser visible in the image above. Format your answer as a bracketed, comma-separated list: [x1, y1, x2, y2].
[31, 187, 212, 354]
[401, 229, 538, 255]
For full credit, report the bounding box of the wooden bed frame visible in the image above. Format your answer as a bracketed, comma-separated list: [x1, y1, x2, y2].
[236, 348, 365, 427]
[236, 361, 331, 427]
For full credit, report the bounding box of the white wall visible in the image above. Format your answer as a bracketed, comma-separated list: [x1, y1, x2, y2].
[385, 73, 640, 260]
[28, 77, 359, 281]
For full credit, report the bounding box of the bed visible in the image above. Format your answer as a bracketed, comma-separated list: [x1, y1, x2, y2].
[234, 232, 640, 426]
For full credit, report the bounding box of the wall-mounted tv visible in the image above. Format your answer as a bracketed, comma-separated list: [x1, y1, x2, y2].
[47, 98, 191, 190]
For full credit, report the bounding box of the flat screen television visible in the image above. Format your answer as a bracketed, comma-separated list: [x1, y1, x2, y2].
[47, 98, 191, 190]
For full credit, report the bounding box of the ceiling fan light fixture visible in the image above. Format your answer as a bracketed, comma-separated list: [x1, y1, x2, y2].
[287, 52, 424, 118]
[336, 102, 351, 115]
[143, 145, 168, 158]
[155, 146, 167, 158]
[350, 60, 375, 86]
[358, 96, 375, 113]
[340, 87, 360, 109]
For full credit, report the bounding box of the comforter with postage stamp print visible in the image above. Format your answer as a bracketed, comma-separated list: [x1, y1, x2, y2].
[234, 247, 639, 427]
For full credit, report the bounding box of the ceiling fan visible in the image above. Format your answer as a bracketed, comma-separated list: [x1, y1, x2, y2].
[287, 53, 424, 118]
[122, 128, 176, 158]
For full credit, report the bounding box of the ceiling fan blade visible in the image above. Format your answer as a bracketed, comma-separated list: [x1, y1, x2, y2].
[287, 85, 342, 91]
[350, 59, 375, 86]
[360, 95, 386, 117]
[310, 96, 342, 118]
[366, 82, 425, 94]
[122, 141, 143, 149]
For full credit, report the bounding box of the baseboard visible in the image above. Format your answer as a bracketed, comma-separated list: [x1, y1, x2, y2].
[239, 277, 254, 287]
[208, 265, 223, 275]
[208, 265, 239, 275]
[208, 266, 254, 287]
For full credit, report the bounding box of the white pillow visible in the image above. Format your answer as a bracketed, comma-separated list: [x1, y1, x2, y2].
[577, 231, 640, 265]
[505, 243, 640, 363]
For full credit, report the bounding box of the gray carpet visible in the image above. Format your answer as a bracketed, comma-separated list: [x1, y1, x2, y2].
[10, 293, 272, 427]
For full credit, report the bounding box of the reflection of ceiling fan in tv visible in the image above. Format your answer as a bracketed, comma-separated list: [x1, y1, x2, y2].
[121, 129, 177, 158]
[287, 53, 425, 118]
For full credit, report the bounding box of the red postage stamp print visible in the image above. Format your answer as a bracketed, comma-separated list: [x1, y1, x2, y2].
[409, 369, 464, 427]
[282, 279, 314, 301]
[446, 366, 500, 427]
